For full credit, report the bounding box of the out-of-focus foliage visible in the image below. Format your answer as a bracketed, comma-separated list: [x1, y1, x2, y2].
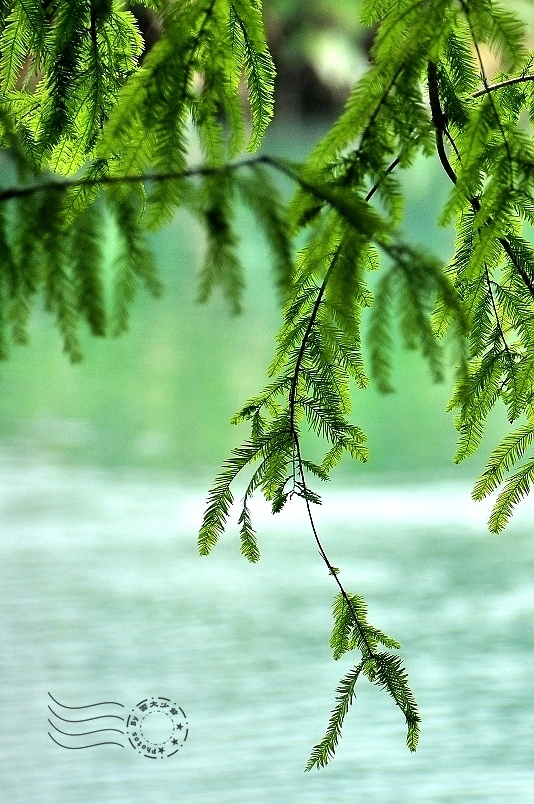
[264, 0, 369, 115]
[265, 0, 533, 116]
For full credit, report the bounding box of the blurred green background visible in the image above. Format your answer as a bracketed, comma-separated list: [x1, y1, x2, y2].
[0, 123, 507, 483]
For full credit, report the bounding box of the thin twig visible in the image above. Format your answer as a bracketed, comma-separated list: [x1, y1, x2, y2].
[473, 74, 534, 98]
[293, 433, 376, 658]
[288, 249, 340, 439]
[0, 157, 263, 203]
[460, 0, 514, 183]
[484, 264, 514, 365]
[0, 151, 392, 206]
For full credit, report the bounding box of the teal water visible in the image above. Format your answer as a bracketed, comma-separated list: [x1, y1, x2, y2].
[2, 464, 534, 801]
[1, 126, 532, 801]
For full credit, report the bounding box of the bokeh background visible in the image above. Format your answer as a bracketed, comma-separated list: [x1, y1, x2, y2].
[1, 2, 534, 801]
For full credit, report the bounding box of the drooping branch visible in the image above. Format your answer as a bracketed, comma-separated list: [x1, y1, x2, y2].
[287, 152, 407, 668]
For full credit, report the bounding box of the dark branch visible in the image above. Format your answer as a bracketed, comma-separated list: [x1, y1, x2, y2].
[427, 59, 534, 301]
[427, 61, 458, 185]
[293, 433, 376, 659]
[473, 74, 534, 98]
[0, 158, 265, 203]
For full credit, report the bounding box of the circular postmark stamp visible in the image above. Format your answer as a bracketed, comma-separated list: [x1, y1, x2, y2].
[126, 697, 188, 759]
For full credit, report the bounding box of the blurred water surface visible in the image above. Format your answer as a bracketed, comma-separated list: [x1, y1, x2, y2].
[2, 461, 534, 802]
[1, 125, 533, 801]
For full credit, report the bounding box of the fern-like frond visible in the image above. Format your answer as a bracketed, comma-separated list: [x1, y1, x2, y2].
[330, 592, 370, 660]
[307, 589, 413, 770]
[196, 172, 244, 313]
[374, 651, 421, 751]
[106, 190, 162, 335]
[39, 190, 83, 362]
[305, 661, 365, 771]
[453, 352, 504, 462]
[368, 269, 395, 393]
[467, 0, 527, 72]
[237, 495, 260, 562]
[0, 1, 46, 93]
[198, 438, 264, 556]
[472, 423, 534, 500]
[235, 164, 292, 294]
[487, 456, 534, 533]
[230, 0, 275, 152]
[69, 202, 106, 336]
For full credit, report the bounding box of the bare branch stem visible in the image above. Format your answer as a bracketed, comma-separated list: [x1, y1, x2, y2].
[473, 74, 534, 98]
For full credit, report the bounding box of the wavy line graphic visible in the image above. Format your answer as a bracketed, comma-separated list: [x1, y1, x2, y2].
[48, 733, 124, 750]
[48, 693, 126, 750]
[48, 693, 124, 710]
[48, 706, 124, 723]
[48, 720, 124, 738]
